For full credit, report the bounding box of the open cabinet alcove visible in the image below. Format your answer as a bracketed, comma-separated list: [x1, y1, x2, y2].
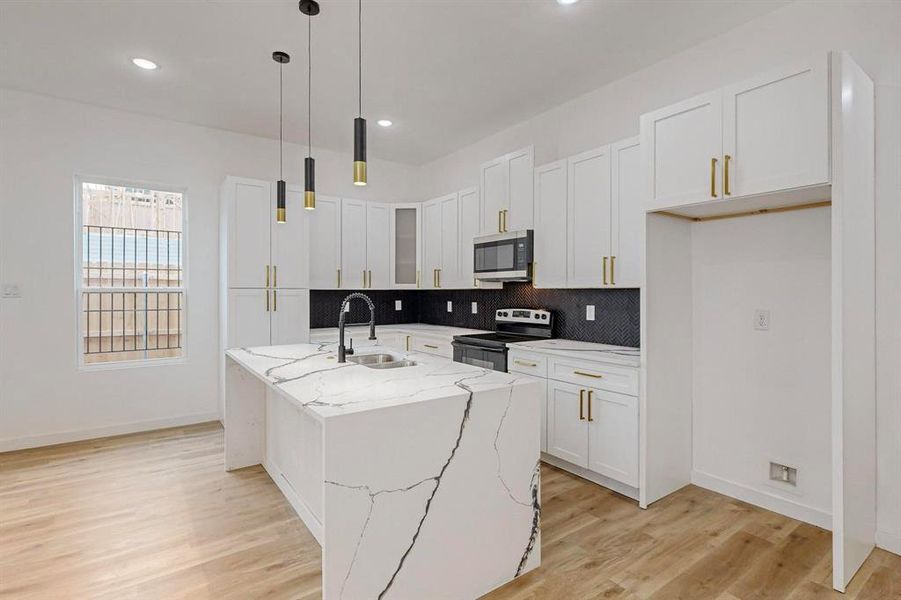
[639, 52, 876, 592]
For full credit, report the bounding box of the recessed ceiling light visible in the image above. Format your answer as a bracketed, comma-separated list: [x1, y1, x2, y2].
[131, 58, 158, 70]
[377, 119, 393, 127]
[556, 0, 580, 5]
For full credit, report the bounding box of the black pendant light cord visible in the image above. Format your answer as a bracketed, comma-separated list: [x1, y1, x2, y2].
[279, 62, 283, 180]
[308, 13, 312, 158]
[358, 0, 362, 118]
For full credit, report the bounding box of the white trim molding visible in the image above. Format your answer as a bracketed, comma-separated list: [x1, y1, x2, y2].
[876, 530, 901, 557]
[691, 469, 832, 530]
[0, 412, 219, 453]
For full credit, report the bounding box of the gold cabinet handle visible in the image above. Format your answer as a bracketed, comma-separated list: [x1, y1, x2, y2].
[602, 256, 608, 285]
[273, 265, 277, 287]
[502, 209, 508, 232]
[416, 270, 421, 288]
[265, 265, 270, 288]
[498, 210, 503, 233]
[531, 261, 536, 286]
[610, 256, 616, 286]
[273, 289, 277, 312]
[579, 389, 585, 421]
[369, 270, 373, 288]
[363, 269, 366, 288]
[423, 343, 439, 349]
[710, 157, 718, 198]
[587, 390, 594, 422]
[337, 268, 341, 288]
[513, 359, 537, 368]
[265, 289, 270, 312]
[437, 268, 441, 288]
[724, 154, 732, 196]
[405, 335, 411, 351]
[574, 370, 603, 379]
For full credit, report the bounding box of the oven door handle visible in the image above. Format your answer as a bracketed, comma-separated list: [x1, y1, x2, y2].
[452, 342, 507, 354]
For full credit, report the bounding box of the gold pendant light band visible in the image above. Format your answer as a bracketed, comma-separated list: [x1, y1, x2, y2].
[304, 191, 316, 210]
[353, 160, 367, 185]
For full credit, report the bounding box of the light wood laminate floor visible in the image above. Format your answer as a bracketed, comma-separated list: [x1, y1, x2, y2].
[1, 423, 898, 599]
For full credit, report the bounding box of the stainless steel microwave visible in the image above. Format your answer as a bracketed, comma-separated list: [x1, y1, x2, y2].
[473, 229, 533, 282]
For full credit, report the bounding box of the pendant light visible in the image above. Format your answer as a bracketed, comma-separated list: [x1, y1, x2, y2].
[272, 50, 290, 223]
[353, 0, 367, 186]
[300, 0, 320, 209]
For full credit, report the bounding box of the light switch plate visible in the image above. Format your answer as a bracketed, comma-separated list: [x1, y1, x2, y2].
[395, 300, 402, 311]
[586, 305, 595, 321]
[471, 302, 478, 314]
[447, 301, 453, 313]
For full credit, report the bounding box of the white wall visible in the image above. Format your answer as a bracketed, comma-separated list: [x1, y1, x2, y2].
[691, 209, 832, 527]
[0, 89, 418, 450]
[416, 0, 901, 554]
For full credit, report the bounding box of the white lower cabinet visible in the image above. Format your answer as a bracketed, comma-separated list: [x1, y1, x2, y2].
[547, 380, 588, 466]
[510, 348, 639, 492]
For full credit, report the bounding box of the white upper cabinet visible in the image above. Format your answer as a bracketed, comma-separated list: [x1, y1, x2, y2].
[365, 203, 390, 289]
[389, 204, 421, 289]
[480, 146, 534, 234]
[642, 91, 723, 211]
[610, 137, 642, 288]
[308, 195, 341, 289]
[533, 160, 567, 289]
[225, 178, 272, 288]
[507, 146, 534, 231]
[422, 197, 442, 289]
[439, 193, 460, 287]
[642, 55, 830, 212]
[480, 157, 507, 235]
[340, 199, 367, 289]
[722, 56, 829, 198]
[457, 187, 480, 287]
[567, 146, 612, 288]
[271, 185, 310, 289]
[422, 193, 458, 288]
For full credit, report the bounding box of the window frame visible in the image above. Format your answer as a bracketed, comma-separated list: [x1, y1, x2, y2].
[73, 174, 190, 371]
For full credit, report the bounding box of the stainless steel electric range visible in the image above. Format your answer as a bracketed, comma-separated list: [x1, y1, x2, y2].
[452, 308, 553, 372]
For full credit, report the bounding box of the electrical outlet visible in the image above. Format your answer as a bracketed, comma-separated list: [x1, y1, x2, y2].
[471, 302, 478, 314]
[395, 300, 402, 311]
[1, 283, 21, 298]
[447, 301, 453, 313]
[769, 462, 797, 486]
[586, 305, 595, 321]
[754, 309, 770, 331]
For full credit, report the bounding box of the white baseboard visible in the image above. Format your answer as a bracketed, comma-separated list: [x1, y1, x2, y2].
[691, 469, 831, 530]
[0, 412, 221, 453]
[541, 453, 640, 501]
[263, 459, 323, 545]
[877, 530, 901, 556]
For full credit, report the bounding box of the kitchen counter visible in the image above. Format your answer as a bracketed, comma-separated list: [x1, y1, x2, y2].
[509, 338, 641, 368]
[224, 339, 541, 599]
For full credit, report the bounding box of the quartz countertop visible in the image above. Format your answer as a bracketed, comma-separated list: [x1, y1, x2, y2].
[226, 339, 529, 420]
[508, 338, 641, 368]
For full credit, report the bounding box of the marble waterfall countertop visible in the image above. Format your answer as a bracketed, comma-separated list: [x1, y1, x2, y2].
[225, 338, 542, 598]
[226, 338, 528, 419]
[509, 338, 641, 368]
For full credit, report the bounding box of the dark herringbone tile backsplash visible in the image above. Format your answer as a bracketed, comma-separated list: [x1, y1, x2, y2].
[310, 284, 639, 347]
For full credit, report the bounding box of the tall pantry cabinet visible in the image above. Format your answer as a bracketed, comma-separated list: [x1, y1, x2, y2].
[220, 176, 311, 352]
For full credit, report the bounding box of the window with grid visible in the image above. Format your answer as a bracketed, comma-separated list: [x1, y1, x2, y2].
[78, 180, 185, 365]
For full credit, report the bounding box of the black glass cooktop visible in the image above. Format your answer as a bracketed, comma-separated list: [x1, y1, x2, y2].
[452, 332, 547, 350]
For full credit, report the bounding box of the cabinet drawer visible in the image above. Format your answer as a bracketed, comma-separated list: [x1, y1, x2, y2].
[411, 335, 453, 359]
[548, 357, 638, 396]
[508, 350, 548, 377]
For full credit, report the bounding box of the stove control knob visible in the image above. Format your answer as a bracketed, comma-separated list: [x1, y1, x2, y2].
[534, 314, 540, 319]
[542, 314, 548, 320]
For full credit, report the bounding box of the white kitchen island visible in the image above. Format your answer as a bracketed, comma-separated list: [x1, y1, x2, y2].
[224, 340, 541, 600]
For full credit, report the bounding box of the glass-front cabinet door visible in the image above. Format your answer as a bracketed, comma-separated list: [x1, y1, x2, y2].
[389, 204, 421, 288]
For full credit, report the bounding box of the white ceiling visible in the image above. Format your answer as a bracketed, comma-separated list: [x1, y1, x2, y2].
[0, 0, 788, 165]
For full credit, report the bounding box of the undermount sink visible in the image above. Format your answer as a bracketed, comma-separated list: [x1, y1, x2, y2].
[348, 353, 416, 369]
